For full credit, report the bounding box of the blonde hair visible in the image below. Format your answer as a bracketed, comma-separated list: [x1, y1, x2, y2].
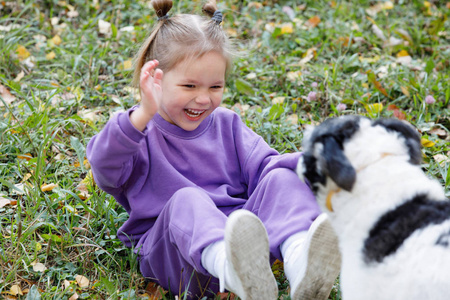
[132, 0, 234, 88]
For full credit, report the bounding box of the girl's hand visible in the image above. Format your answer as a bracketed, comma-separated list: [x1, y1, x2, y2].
[130, 59, 164, 131]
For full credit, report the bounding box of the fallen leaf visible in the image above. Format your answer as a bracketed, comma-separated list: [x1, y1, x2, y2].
[18, 153, 32, 161]
[299, 48, 316, 66]
[400, 86, 410, 97]
[98, 19, 111, 36]
[14, 71, 25, 82]
[41, 183, 58, 192]
[32, 262, 47, 272]
[287, 114, 298, 125]
[0, 195, 11, 208]
[421, 138, 435, 148]
[387, 104, 406, 120]
[371, 24, 386, 41]
[287, 71, 302, 82]
[0, 84, 16, 106]
[429, 128, 448, 138]
[77, 109, 101, 123]
[280, 23, 293, 34]
[67, 9, 79, 18]
[46, 51, 56, 60]
[75, 275, 89, 288]
[271, 97, 285, 104]
[52, 35, 62, 46]
[10, 285, 23, 296]
[397, 50, 410, 57]
[118, 59, 132, 70]
[69, 292, 79, 300]
[306, 16, 321, 28]
[367, 70, 389, 97]
[16, 45, 31, 61]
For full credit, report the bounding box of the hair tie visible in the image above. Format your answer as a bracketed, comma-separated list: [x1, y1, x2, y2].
[157, 14, 170, 21]
[211, 10, 222, 24]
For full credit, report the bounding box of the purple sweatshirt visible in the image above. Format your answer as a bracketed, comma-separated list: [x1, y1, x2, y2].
[87, 107, 301, 248]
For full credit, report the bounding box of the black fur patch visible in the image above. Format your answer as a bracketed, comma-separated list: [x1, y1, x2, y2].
[363, 194, 450, 264]
[302, 116, 361, 193]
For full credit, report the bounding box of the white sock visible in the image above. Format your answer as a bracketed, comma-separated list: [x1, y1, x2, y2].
[201, 240, 244, 295]
[280, 231, 308, 289]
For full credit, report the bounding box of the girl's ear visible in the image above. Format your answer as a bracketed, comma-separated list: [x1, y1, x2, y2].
[321, 136, 356, 191]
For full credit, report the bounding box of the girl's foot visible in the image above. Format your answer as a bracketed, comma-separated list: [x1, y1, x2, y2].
[287, 213, 341, 300]
[224, 209, 278, 300]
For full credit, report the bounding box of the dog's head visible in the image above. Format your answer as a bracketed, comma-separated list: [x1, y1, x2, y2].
[297, 116, 422, 195]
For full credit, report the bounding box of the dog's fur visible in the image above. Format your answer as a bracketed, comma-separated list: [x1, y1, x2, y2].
[297, 115, 450, 300]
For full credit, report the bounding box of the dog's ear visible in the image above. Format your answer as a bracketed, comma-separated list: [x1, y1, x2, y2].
[372, 119, 422, 165]
[321, 136, 356, 191]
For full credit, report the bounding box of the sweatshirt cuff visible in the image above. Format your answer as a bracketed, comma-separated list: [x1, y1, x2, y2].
[117, 109, 147, 143]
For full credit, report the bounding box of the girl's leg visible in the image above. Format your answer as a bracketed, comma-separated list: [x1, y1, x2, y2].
[244, 168, 341, 300]
[138, 187, 226, 299]
[243, 168, 321, 259]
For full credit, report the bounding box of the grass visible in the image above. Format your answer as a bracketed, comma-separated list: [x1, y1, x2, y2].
[0, 0, 449, 299]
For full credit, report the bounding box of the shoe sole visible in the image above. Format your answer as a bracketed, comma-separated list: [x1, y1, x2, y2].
[291, 214, 341, 300]
[226, 210, 278, 300]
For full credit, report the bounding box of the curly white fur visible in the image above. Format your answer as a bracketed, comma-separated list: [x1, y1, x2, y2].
[297, 116, 450, 300]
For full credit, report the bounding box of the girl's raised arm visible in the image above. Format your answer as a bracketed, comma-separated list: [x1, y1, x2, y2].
[130, 59, 163, 131]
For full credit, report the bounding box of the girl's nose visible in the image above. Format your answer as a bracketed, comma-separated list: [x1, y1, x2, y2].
[195, 93, 210, 105]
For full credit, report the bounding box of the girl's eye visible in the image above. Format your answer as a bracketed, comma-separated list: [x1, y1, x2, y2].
[211, 86, 223, 89]
[183, 85, 195, 88]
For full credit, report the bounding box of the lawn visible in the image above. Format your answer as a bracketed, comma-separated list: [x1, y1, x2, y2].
[0, 0, 449, 299]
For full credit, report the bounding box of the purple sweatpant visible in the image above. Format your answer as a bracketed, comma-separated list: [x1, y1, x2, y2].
[138, 168, 320, 299]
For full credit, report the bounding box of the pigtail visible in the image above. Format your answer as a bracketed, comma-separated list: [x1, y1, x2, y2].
[152, 0, 173, 20]
[202, 0, 222, 24]
[131, 0, 173, 87]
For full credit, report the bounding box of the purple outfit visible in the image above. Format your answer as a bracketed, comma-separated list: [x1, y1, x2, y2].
[87, 107, 320, 298]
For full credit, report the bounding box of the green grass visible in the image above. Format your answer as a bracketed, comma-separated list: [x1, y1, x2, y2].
[1, 0, 449, 299]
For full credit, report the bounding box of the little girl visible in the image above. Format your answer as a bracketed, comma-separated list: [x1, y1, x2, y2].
[87, 0, 341, 299]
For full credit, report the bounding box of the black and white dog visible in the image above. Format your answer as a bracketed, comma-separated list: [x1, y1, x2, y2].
[297, 115, 450, 300]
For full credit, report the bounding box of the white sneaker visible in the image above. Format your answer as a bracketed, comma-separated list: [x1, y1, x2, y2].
[288, 213, 341, 300]
[224, 210, 278, 300]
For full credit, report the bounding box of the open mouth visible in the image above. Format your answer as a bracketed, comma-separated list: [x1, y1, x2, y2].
[184, 109, 206, 120]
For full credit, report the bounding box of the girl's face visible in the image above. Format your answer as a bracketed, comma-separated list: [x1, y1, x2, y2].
[158, 51, 227, 131]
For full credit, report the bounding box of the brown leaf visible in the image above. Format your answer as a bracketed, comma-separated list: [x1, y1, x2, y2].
[0, 84, 16, 106]
[429, 128, 447, 139]
[306, 16, 321, 28]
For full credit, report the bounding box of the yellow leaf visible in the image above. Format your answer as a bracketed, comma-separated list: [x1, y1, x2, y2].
[16, 45, 31, 61]
[36, 242, 42, 251]
[280, 23, 293, 34]
[41, 183, 58, 192]
[400, 86, 410, 97]
[118, 59, 132, 70]
[424, 1, 431, 8]
[396, 50, 410, 57]
[75, 275, 90, 288]
[52, 35, 62, 45]
[46, 51, 56, 60]
[421, 138, 435, 148]
[365, 103, 384, 114]
[22, 173, 32, 183]
[359, 55, 381, 63]
[10, 285, 23, 296]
